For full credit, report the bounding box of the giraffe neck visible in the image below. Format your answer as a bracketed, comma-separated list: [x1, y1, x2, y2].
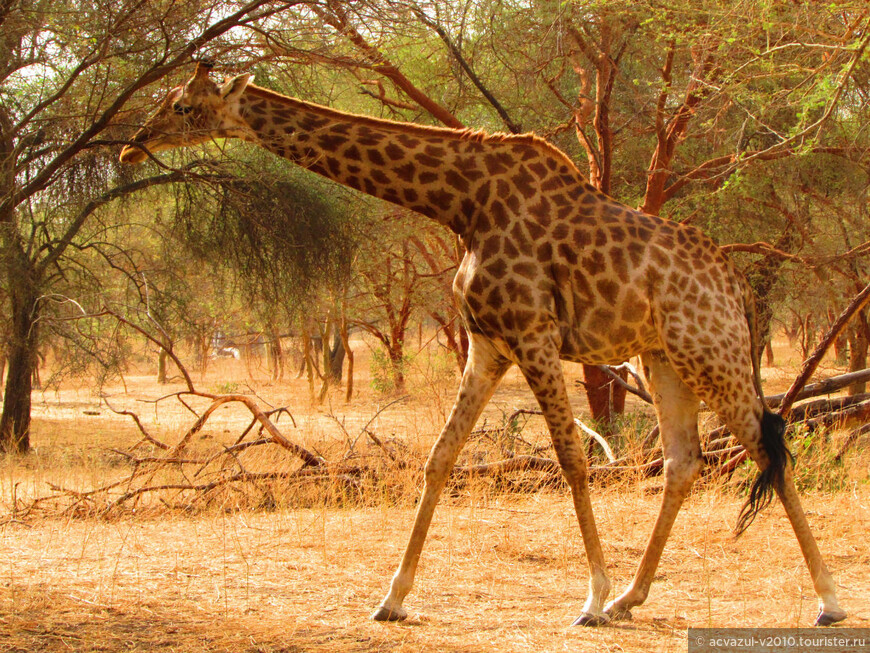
[236, 85, 584, 238]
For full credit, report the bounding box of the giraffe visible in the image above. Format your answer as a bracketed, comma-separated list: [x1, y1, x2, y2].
[119, 62, 847, 627]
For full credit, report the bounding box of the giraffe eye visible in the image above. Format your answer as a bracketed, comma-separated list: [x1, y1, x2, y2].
[173, 102, 193, 115]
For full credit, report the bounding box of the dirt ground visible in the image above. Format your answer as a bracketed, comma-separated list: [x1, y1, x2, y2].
[0, 340, 868, 652]
[2, 487, 869, 652]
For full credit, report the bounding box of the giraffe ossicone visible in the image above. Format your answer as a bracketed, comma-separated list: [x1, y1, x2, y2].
[120, 63, 847, 628]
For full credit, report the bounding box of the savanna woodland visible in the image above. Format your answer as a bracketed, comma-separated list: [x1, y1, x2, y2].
[1, 1, 870, 651]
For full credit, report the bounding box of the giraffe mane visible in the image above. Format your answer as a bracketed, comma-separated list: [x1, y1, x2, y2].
[245, 84, 585, 178]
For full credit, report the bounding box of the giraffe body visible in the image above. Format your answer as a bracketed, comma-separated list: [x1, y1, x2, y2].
[120, 64, 846, 627]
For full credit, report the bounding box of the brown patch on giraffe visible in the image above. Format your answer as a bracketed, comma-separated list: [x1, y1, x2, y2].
[596, 279, 619, 301]
[594, 231, 608, 248]
[528, 161, 548, 178]
[397, 134, 421, 149]
[484, 152, 511, 175]
[394, 163, 415, 183]
[573, 229, 592, 248]
[579, 191, 597, 205]
[455, 155, 485, 180]
[419, 171, 438, 185]
[511, 144, 539, 161]
[610, 248, 629, 284]
[344, 144, 362, 161]
[384, 143, 404, 161]
[415, 153, 440, 168]
[513, 261, 537, 280]
[490, 201, 509, 230]
[581, 250, 606, 275]
[528, 197, 551, 224]
[318, 133, 348, 151]
[487, 257, 508, 279]
[427, 189, 454, 208]
[325, 157, 342, 177]
[626, 241, 645, 268]
[488, 286, 505, 311]
[356, 125, 385, 146]
[514, 168, 536, 199]
[541, 176, 565, 192]
[445, 170, 470, 193]
[371, 169, 391, 186]
[367, 148, 386, 166]
[557, 243, 578, 266]
[621, 287, 648, 323]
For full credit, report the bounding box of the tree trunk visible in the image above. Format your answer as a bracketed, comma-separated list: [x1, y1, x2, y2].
[847, 314, 868, 396]
[157, 349, 169, 384]
[328, 331, 345, 382]
[0, 266, 39, 453]
[765, 340, 774, 367]
[339, 314, 353, 403]
[267, 331, 284, 381]
[582, 364, 626, 435]
[301, 326, 316, 404]
[389, 345, 406, 394]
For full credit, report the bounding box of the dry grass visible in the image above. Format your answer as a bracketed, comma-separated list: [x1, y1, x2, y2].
[1, 335, 869, 651]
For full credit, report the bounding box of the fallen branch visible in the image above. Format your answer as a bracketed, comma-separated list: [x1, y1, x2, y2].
[597, 363, 653, 404]
[102, 395, 169, 450]
[767, 369, 870, 407]
[801, 399, 870, 433]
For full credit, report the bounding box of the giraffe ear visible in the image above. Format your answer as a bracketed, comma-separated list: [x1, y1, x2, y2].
[220, 74, 252, 102]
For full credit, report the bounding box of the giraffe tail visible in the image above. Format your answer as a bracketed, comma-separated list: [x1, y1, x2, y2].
[735, 277, 791, 536]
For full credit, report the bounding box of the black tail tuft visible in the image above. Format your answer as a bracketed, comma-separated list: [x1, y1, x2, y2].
[735, 410, 792, 536]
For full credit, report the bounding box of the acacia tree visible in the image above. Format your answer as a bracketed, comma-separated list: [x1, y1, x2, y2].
[0, 0, 295, 452]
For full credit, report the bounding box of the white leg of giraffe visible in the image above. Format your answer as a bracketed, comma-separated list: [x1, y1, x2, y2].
[372, 334, 510, 621]
[605, 351, 703, 619]
[516, 339, 611, 626]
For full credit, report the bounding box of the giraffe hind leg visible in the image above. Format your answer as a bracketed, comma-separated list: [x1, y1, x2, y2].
[605, 351, 703, 620]
[664, 347, 847, 625]
[737, 426, 847, 626]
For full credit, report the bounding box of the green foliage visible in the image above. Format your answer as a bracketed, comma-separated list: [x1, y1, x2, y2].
[597, 410, 658, 458]
[369, 348, 412, 396]
[789, 424, 850, 493]
[173, 155, 360, 318]
[213, 381, 241, 395]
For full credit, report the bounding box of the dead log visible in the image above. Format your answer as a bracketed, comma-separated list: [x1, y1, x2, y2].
[766, 369, 870, 407]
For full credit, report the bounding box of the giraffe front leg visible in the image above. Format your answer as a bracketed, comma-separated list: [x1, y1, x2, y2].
[516, 342, 611, 627]
[372, 336, 510, 621]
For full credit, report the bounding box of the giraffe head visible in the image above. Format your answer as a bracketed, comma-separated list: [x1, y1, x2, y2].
[119, 62, 252, 164]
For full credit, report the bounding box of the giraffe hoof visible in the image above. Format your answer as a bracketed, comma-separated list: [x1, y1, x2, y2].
[371, 605, 407, 622]
[604, 605, 633, 621]
[571, 612, 610, 627]
[815, 609, 847, 627]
